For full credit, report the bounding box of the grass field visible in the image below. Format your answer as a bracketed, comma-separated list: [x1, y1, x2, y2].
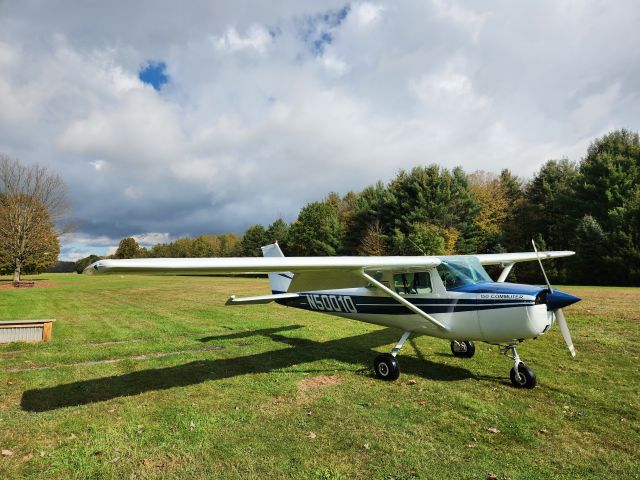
[0, 274, 638, 479]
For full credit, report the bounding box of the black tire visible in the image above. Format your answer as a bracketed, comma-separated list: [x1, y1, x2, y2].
[450, 340, 476, 358]
[510, 362, 537, 389]
[373, 353, 400, 381]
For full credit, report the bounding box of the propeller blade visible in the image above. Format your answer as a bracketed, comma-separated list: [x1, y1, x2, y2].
[532, 239, 553, 293]
[555, 308, 576, 357]
[531, 240, 576, 357]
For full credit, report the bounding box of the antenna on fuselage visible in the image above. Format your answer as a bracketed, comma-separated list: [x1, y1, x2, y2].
[408, 238, 427, 256]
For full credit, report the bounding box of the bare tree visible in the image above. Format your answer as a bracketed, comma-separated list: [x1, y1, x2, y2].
[0, 155, 71, 282]
[358, 220, 387, 256]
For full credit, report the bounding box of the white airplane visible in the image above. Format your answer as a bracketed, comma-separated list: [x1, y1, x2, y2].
[86, 241, 580, 389]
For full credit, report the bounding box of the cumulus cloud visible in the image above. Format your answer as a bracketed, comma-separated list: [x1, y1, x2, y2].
[431, 0, 489, 43]
[58, 89, 184, 167]
[0, 0, 638, 259]
[350, 3, 385, 27]
[570, 82, 622, 136]
[215, 25, 272, 53]
[321, 53, 350, 76]
[132, 232, 173, 246]
[91, 159, 106, 171]
[409, 69, 490, 111]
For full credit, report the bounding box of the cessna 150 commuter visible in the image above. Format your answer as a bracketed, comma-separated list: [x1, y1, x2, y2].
[86, 241, 580, 389]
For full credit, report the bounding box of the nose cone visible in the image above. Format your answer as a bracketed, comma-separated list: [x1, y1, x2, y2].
[547, 290, 581, 310]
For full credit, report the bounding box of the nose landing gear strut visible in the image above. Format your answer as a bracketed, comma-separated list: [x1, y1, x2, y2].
[500, 344, 537, 389]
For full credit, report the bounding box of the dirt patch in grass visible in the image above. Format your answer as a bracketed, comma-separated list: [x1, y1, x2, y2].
[298, 375, 342, 391]
[262, 375, 344, 415]
[0, 281, 62, 290]
[86, 338, 143, 346]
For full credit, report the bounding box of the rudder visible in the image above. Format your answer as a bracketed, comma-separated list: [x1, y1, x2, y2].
[261, 242, 292, 294]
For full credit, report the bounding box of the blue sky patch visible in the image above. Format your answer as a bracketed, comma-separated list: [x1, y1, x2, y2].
[139, 61, 169, 91]
[323, 5, 350, 28]
[300, 5, 350, 56]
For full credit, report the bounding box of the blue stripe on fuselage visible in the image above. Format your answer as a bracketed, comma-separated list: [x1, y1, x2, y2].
[280, 293, 534, 315]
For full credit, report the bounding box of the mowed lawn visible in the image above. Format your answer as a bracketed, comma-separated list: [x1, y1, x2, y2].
[0, 274, 638, 480]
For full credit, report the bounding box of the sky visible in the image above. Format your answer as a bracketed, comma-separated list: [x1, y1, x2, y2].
[0, 0, 638, 261]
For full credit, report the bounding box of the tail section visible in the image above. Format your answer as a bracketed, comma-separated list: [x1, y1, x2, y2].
[261, 242, 292, 294]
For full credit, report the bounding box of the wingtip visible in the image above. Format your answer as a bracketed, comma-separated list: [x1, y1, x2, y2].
[82, 262, 99, 275]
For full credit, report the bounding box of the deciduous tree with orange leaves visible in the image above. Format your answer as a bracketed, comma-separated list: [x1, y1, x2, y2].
[0, 155, 71, 282]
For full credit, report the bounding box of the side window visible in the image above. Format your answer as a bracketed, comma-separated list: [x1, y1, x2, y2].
[393, 273, 409, 294]
[366, 271, 388, 289]
[393, 272, 432, 295]
[414, 272, 432, 294]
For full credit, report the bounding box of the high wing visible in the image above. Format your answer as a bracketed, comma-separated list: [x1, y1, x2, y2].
[85, 251, 573, 279]
[85, 256, 443, 275]
[474, 250, 574, 265]
[474, 250, 574, 283]
[85, 256, 443, 290]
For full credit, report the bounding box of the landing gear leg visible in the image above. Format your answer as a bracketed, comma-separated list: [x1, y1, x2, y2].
[374, 331, 411, 381]
[500, 344, 537, 389]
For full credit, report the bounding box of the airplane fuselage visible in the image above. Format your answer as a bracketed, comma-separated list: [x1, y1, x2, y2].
[279, 282, 559, 344]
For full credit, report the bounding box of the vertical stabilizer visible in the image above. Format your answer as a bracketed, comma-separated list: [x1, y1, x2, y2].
[261, 242, 292, 293]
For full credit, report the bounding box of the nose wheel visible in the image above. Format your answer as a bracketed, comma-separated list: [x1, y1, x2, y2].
[500, 344, 537, 389]
[510, 362, 536, 388]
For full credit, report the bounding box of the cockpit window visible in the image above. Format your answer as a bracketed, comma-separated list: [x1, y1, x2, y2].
[437, 257, 492, 290]
[393, 272, 432, 295]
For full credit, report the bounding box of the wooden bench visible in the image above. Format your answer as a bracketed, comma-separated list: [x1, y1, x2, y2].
[0, 320, 55, 343]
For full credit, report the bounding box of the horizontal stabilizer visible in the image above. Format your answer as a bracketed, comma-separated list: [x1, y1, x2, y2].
[225, 293, 300, 305]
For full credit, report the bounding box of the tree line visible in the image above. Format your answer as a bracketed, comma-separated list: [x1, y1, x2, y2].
[78, 129, 638, 286]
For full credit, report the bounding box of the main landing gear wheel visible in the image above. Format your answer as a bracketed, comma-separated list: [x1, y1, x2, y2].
[450, 340, 475, 358]
[373, 353, 400, 381]
[373, 331, 411, 381]
[510, 362, 536, 389]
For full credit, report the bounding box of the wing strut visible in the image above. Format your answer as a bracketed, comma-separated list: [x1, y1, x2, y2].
[360, 271, 449, 331]
[497, 262, 515, 282]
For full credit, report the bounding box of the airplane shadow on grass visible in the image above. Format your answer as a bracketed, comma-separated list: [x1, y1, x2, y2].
[21, 326, 481, 412]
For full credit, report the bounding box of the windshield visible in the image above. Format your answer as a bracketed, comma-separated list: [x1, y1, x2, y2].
[436, 257, 493, 290]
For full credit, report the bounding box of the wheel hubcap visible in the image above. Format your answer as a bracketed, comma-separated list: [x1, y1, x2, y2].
[378, 363, 389, 376]
[453, 342, 467, 353]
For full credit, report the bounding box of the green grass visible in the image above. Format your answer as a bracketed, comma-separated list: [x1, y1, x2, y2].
[0, 274, 638, 479]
